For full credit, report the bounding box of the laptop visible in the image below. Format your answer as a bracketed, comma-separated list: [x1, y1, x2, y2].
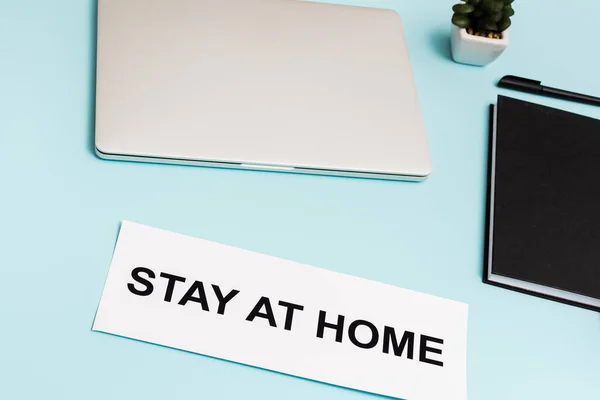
[95, 0, 431, 181]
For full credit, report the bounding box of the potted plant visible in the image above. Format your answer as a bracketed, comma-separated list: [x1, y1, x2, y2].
[450, 0, 515, 66]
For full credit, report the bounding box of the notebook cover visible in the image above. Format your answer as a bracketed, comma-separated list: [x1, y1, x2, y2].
[484, 96, 600, 311]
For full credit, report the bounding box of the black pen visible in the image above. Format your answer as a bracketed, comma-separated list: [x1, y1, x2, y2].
[498, 75, 600, 107]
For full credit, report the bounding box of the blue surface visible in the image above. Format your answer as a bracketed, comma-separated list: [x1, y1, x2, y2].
[1, 0, 599, 399]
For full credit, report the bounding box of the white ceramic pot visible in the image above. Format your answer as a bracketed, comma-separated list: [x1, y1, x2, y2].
[450, 24, 509, 67]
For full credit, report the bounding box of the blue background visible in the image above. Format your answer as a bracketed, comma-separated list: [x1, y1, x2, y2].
[1, 0, 599, 399]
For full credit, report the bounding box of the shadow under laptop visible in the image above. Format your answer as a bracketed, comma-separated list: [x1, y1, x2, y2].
[87, 0, 98, 157]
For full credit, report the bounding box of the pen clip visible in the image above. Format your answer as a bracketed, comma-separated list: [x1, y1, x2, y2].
[498, 75, 543, 93]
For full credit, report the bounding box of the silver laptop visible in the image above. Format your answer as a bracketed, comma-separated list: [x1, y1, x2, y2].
[95, 0, 432, 181]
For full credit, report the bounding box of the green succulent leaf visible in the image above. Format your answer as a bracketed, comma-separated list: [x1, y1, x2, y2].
[497, 17, 511, 32]
[492, 11, 503, 22]
[473, 9, 484, 17]
[484, 20, 499, 31]
[503, 0, 514, 5]
[453, 3, 475, 14]
[481, 0, 493, 12]
[452, 13, 471, 28]
[482, 0, 504, 13]
[468, 0, 482, 5]
[475, 17, 498, 32]
[494, 0, 505, 12]
[503, 5, 515, 17]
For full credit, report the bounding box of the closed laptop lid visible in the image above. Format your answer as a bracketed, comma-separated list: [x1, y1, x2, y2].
[95, 0, 432, 178]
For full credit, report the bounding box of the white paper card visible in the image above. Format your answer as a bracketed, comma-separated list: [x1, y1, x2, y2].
[93, 221, 468, 400]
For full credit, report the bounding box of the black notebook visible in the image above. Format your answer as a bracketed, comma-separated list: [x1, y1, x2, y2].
[484, 95, 600, 311]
